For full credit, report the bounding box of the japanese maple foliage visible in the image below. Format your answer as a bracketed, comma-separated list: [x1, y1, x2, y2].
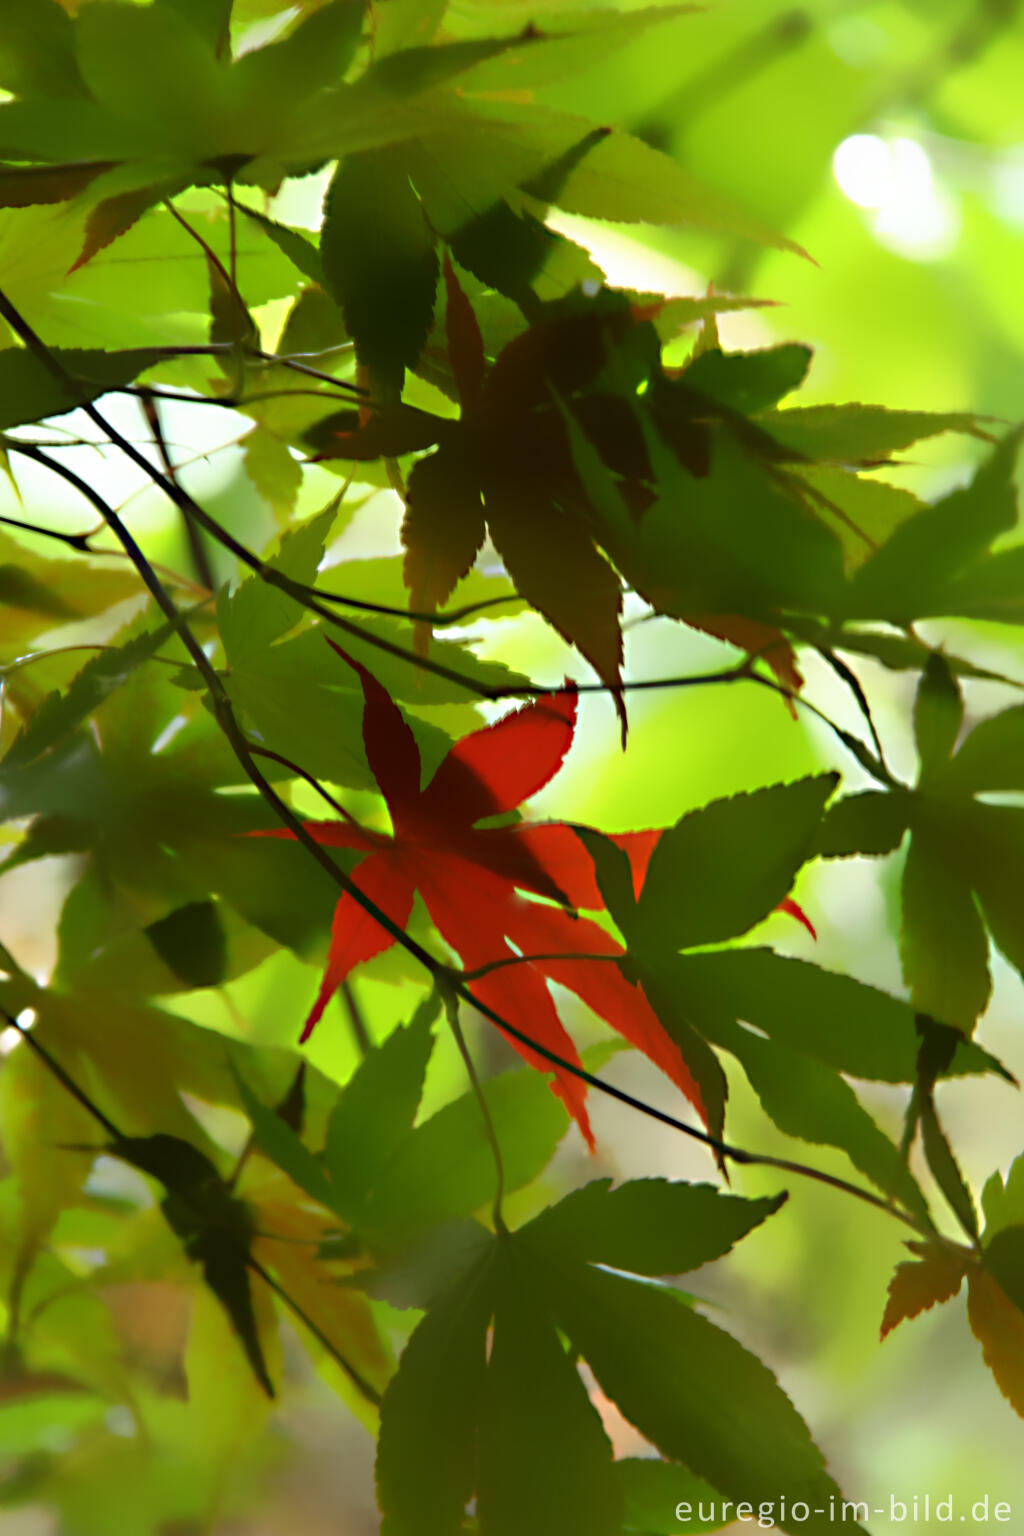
[250, 641, 712, 1147]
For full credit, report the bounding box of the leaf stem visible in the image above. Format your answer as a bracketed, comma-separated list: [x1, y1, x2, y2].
[246, 1254, 382, 1407]
[442, 989, 507, 1234]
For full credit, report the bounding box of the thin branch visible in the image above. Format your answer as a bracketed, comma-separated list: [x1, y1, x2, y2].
[0, 508, 93, 552]
[138, 390, 216, 591]
[462, 951, 620, 981]
[246, 743, 361, 824]
[245, 1255, 382, 1407]
[816, 645, 892, 776]
[340, 980, 372, 1057]
[443, 989, 506, 1233]
[1, 1011, 122, 1140]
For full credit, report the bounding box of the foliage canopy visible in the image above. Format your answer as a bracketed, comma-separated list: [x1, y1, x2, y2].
[0, 0, 1022, 1532]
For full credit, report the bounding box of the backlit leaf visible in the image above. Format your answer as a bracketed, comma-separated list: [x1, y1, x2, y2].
[0, 345, 161, 428]
[323, 993, 440, 1223]
[636, 776, 837, 952]
[550, 1264, 863, 1533]
[967, 1268, 1024, 1420]
[524, 1178, 785, 1276]
[880, 1248, 969, 1338]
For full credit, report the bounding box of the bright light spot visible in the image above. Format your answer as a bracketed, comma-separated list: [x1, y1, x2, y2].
[833, 134, 959, 260]
[833, 135, 892, 208]
[826, 16, 888, 67]
[0, 1007, 35, 1056]
[151, 713, 188, 754]
[991, 149, 1024, 228]
[105, 1406, 137, 1439]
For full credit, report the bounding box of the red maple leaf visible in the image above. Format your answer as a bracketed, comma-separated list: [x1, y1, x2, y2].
[249, 641, 714, 1148]
[250, 643, 817, 1147]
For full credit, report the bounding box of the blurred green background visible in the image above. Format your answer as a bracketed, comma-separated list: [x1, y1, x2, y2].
[2, 0, 1023, 1531]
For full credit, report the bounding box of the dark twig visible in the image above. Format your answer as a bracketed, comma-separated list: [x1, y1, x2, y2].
[138, 390, 216, 590]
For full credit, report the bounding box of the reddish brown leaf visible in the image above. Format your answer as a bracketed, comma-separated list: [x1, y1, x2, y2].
[443, 252, 486, 410]
[481, 306, 637, 418]
[0, 161, 113, 211]
[483, 473, 624, 718]
[307, 406, 444, 461]
[880, 1248, 969, 1339]
[402, 447, 486, 618]
[967, 1268, 1024, 1418]
[71, 183, 178, 273]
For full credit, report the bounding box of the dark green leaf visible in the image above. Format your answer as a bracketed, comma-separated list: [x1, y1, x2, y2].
[478, 1246, 621, 1536]
[237, 204, 325, 286]
[945, 706, 1024, 794]
[617, 1457, 724, 1535]
[900, 822, 990, 1029]
[846, 430, 1022, 624]
[218, 503, 337, 660]
[981, 1155, 1024, 1239]
[0, 0, 82, 98]
[155, 0, 232, 54]
[814, 790, 910, 858]
[323, 993, 439, 1223]
[703, 1012, 931, 1220]
[232, 1061, 337, 1213]
[110, 1132, 275, 1396]
[524, 1178, 785, 1275]
[1, 614, 181, 771]
[982, 1226, 1024, 1315]
[551, 1265, 863, 1533]
[683, 345, 812, 415]
[233, 1, 365, 113]
[376, 1253, 495, 1536]
[920, 1098, 979, 1241]
[573, 826, 638, 933]
[758, 404, 984, 464]
[279, 283, 347, 357]
[0, 346, 161, 429]
[664, 949, 1003, 1083]
[538, 115, 810, 257]
[322, 148, 438, 393]
[914, 653, 963, 773]
[144, 900, 227, 988]
[75, 1, 228, 160]
[636, 775, 837, 951]
[629, 961, 730, 1140]
[619, 425, 846, 620]
[192, 1236, 275, 1398]
[969, 807, 1024, 980]
[360, 1061, 569, 1240]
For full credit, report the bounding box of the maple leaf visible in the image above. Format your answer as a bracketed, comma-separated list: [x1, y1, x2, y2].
[249, 641, 708, 1148]
[880, 1245, 969, 1339]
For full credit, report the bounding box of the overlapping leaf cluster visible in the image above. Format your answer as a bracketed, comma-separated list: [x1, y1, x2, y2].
[0, 0, 1022, 1530]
